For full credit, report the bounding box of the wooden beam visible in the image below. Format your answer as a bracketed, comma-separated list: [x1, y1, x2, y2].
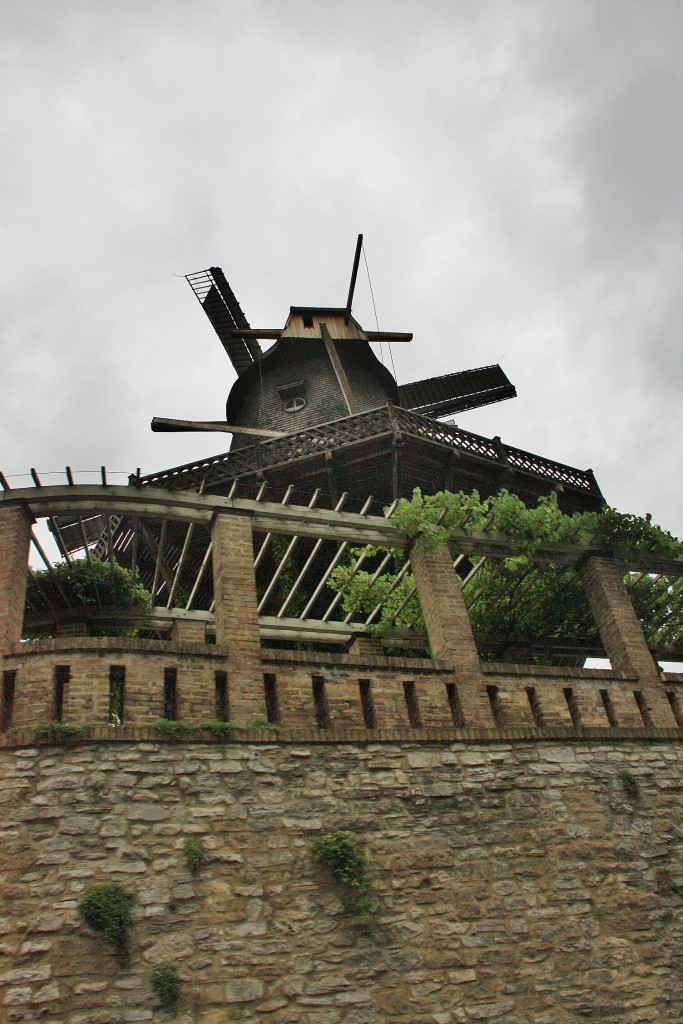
[277, 492, 348, 618]
[6, 483, 683, 577]
[320, 324, 359, 415]
[365, 331, 413, 343]
[166, 478, 206, 608]
[345, 233, 363, 324]
[151, 417, 286, 439]
[226, 328, 282, 340]
[254, 484, 294, 570]
[257, 489, 321, 613]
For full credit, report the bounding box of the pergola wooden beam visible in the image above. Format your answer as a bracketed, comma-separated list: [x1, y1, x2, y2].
[1, 485, 401, 546]
[5, 483, 683, 577]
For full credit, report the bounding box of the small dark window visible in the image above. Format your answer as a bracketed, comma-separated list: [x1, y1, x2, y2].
[278, 380, 307, 413]
[264, 674, 279, 724]
[600, 688, 618, 728]
[302, 312, 314, 328]
[403, 681, 421, 728]
[215, 671, 229, 722]
[634, 690, 653, 729]
[564, 687, 582, 729]
[54, 665, 70, 722]
[312, 675, 330, 729]
[109, 665, 125, 727]
[446, 683, 466, 728]
[1, 671, 16, 731]
[359, 679, 376, 729]
[487, 685, 504, 727]
[163, 667, 178, 721]
[526, 686, 544, 727]
[666, 689, 683, 730]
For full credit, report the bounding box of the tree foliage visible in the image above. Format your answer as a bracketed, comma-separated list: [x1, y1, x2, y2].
[27, 557, 151, 635]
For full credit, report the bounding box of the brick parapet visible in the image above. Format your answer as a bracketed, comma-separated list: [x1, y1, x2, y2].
[261, 646, 453, 673]
[482, 662, 635, 680]
[5, 636, 231, 659]
[4, 643, 681, 736]
[2, 723, 682, 751]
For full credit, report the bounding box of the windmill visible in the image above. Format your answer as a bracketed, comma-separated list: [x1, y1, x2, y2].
[153, 235, 517, 447]
[147, 236, 600, 513]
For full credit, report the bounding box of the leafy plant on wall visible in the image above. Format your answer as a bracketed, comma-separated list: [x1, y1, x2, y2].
[79, 883, 133, 964]
[312, 829, 378, 918]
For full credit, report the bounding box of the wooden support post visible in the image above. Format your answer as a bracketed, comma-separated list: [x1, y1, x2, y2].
[580, 556, 675, 728]
[324, 451, 339, 504]
[410, 539, 492, 727]
[0, 504, 33, 653]
[386, 402, 403, 501]
[211, 512, 263, 723]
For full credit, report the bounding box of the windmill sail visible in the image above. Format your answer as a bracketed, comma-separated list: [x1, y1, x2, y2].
[186, 267, 262, 375]
[398, 364, 516, 418]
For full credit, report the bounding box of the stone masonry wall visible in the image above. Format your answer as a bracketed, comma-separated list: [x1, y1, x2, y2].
[2, 737, 683, 1024]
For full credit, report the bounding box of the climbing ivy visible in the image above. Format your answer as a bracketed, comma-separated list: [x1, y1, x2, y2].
[311, 829, 378, 917]
[183, 837, 206, 876]
[79, 883, 132, 963]
[152, 963, 180, 1009]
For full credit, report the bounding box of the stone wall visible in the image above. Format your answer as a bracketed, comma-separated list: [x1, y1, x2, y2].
[2, 736, 683, 1023]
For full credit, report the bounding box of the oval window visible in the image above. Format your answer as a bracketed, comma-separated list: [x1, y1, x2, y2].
[284, 396, 306, 413]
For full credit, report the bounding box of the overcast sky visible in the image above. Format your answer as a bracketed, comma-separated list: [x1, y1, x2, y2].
[2, 0, 682, 538]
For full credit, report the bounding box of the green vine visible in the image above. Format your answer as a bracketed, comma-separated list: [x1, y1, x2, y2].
[152, 719, 235, 741]
[328, 489, 683, 662]
[387, 487, 683, 558]
[199, 719, 235, 739]
[312, 830, 378, 917]
[620, 770, 640, 801]
[33, 722, 90, 743]
[80, 883, 132, 963]
[152, 963, 180, 1010]
[183, 838, 206, 876]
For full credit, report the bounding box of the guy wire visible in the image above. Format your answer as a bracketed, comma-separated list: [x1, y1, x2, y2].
[362, 242, 397, 379]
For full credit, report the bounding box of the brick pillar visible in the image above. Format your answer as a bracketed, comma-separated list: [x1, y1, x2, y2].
[580, 556, 673, 729]
[211, 513, 263, 724]
[0, 504, 32, 653]
[410, 540, 492, 727]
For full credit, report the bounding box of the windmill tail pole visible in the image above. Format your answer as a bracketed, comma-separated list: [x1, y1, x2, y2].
[344, 234, 363, 324]
[151, 417, 286, 438]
